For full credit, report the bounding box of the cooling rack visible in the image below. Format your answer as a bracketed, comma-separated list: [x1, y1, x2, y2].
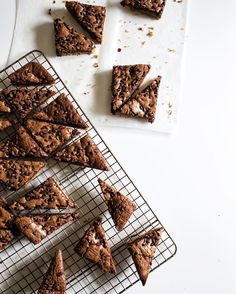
[0, 50, 177, 294]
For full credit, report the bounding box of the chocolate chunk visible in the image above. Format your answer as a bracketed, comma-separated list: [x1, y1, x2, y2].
[0, 159, 46, 191]
[128, 227, 163, 285]
[121, 0, 166, 20]
[33, 93, 88, 129]
[1, 88, 55, 118]
[0, 229, 15, 251]
[25, 119, 80, 154]
[10, 177, 75, 212]
[0, 127, 48, 159]
[53, 134, 109, 171]
[38, 249, 66, 294]
[0, 119, 14, 133]
[15, 213, 80, 244]
[75, 217, 116, 273]
[0, 94, 11, 114]
[111, 64, 150, 112]
[98, 178, 136, 231]
[54, 18, 95, 56]
[66, 1, 106, 44]
[119, 76, 161, 123]
[9, 62, 55, 86]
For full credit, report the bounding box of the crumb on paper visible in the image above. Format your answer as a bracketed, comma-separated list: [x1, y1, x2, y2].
[173, 0, 183, 2]
[148, 27, 154, 30]
[125, 29, 129, 33]
[141, 41, 146, 46]
[180, 27, 185, 31]
[117, 48, 122, 52]
[124, 45, 129, 48]
[92, 54, 99, 59]
[167, 102, 173, 116]
[48, 9, 52, 15]
[53, 0, 55, 3]
[147, 31, 154, 37]
[138, 27, 143, 31]
[93, 63, 99, 68]
[152, 56, 156, 59]
[168, 48, 176, 53]
[64, 80, 68, 84]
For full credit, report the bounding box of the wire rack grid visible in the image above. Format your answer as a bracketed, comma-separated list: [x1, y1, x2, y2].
[0, 50, 177, 294]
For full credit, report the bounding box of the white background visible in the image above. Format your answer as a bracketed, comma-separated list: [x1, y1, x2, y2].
[1, 0, 236, 293]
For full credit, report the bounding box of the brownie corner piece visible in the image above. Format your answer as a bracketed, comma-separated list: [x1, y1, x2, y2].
[9, 61, 55, 86]
[120, 0, 166, 20]
[66, 1, 106, 44]
[75, 217, 116, 273]
[0, 159, 46, 191]
[111, 64, 151, 112]
[54, 18, 95, 56]
[119, 76, 161, 123]
[38, 249, 66, 294]
[128, 227, 163, 285]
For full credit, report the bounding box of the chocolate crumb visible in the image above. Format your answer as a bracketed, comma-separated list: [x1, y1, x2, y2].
[141, 41, 146, 46]
[168, 48, 176, 53]
[93, 63, 99, 68]
[48, 9, 52, 15]
[138, 27, 143, 31]
[117, 48, 122, 52]
[53, 0, 55, 3]
[147, 31, 154, 37]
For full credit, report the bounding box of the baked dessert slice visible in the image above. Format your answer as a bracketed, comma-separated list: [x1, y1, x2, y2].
[0, 93, 11, 114]
[0, 229, 15, 251]
[38, 249, 66, 294]
[9, 61, 55, 85]
[119, 76, 161, 123]
[1, 88, 55, 118]
[98, 178, 136, 231]
[32, 93, 88, 129]
[0, 119, 14, 133]
[25, 119, 80, 154]
[0, 159, 46, 191]
[15, 212, 80, 244]
[120, 0, 166, 20]
[0, 127, 48, 159]
[0, 198, 17, 251]
[111, 64, 150, 112]
[74, 217, 116, 273]
[10, 177, 75, 212]
[128, 227, 163, 285]
[54, 18, 95, 56]
[66, 1, 106, 44]
[53, 134, 109, 171]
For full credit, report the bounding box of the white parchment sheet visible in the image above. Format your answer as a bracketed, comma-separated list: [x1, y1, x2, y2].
[9, 0, 188, 133]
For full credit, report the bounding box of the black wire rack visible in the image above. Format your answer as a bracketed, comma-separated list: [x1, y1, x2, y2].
[0, 50, 177, 294]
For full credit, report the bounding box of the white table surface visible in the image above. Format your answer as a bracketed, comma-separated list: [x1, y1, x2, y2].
[1, 0, 236, 293]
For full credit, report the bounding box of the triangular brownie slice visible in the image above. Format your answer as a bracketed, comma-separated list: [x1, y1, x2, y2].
[33, 93, 88, 129]
[98, 178, 136, 231]
[66, 1, 106, 44]
[0, 127, 47, 159]
[111, 64, 150, 112]
[10, 177, 75, 212]
[119, 76, 161, 123]
[0, 119, 14, 133]
[128, 227, 163, 285]
[0, 93, 11, 114]
[121, 0, 166, 20]
[54, 18, 95, 56]
[15, 213, 80, 244]
[25, 119, 80, 154]
[9, 61, 55, 86]
[75, 217, 116, 273]
[0, 197, 18, 251]
[38, 249, 66, 294]
[0, 159, 46, 191]
[1, 88, 55, 118]
[53, 134, 109, 171]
